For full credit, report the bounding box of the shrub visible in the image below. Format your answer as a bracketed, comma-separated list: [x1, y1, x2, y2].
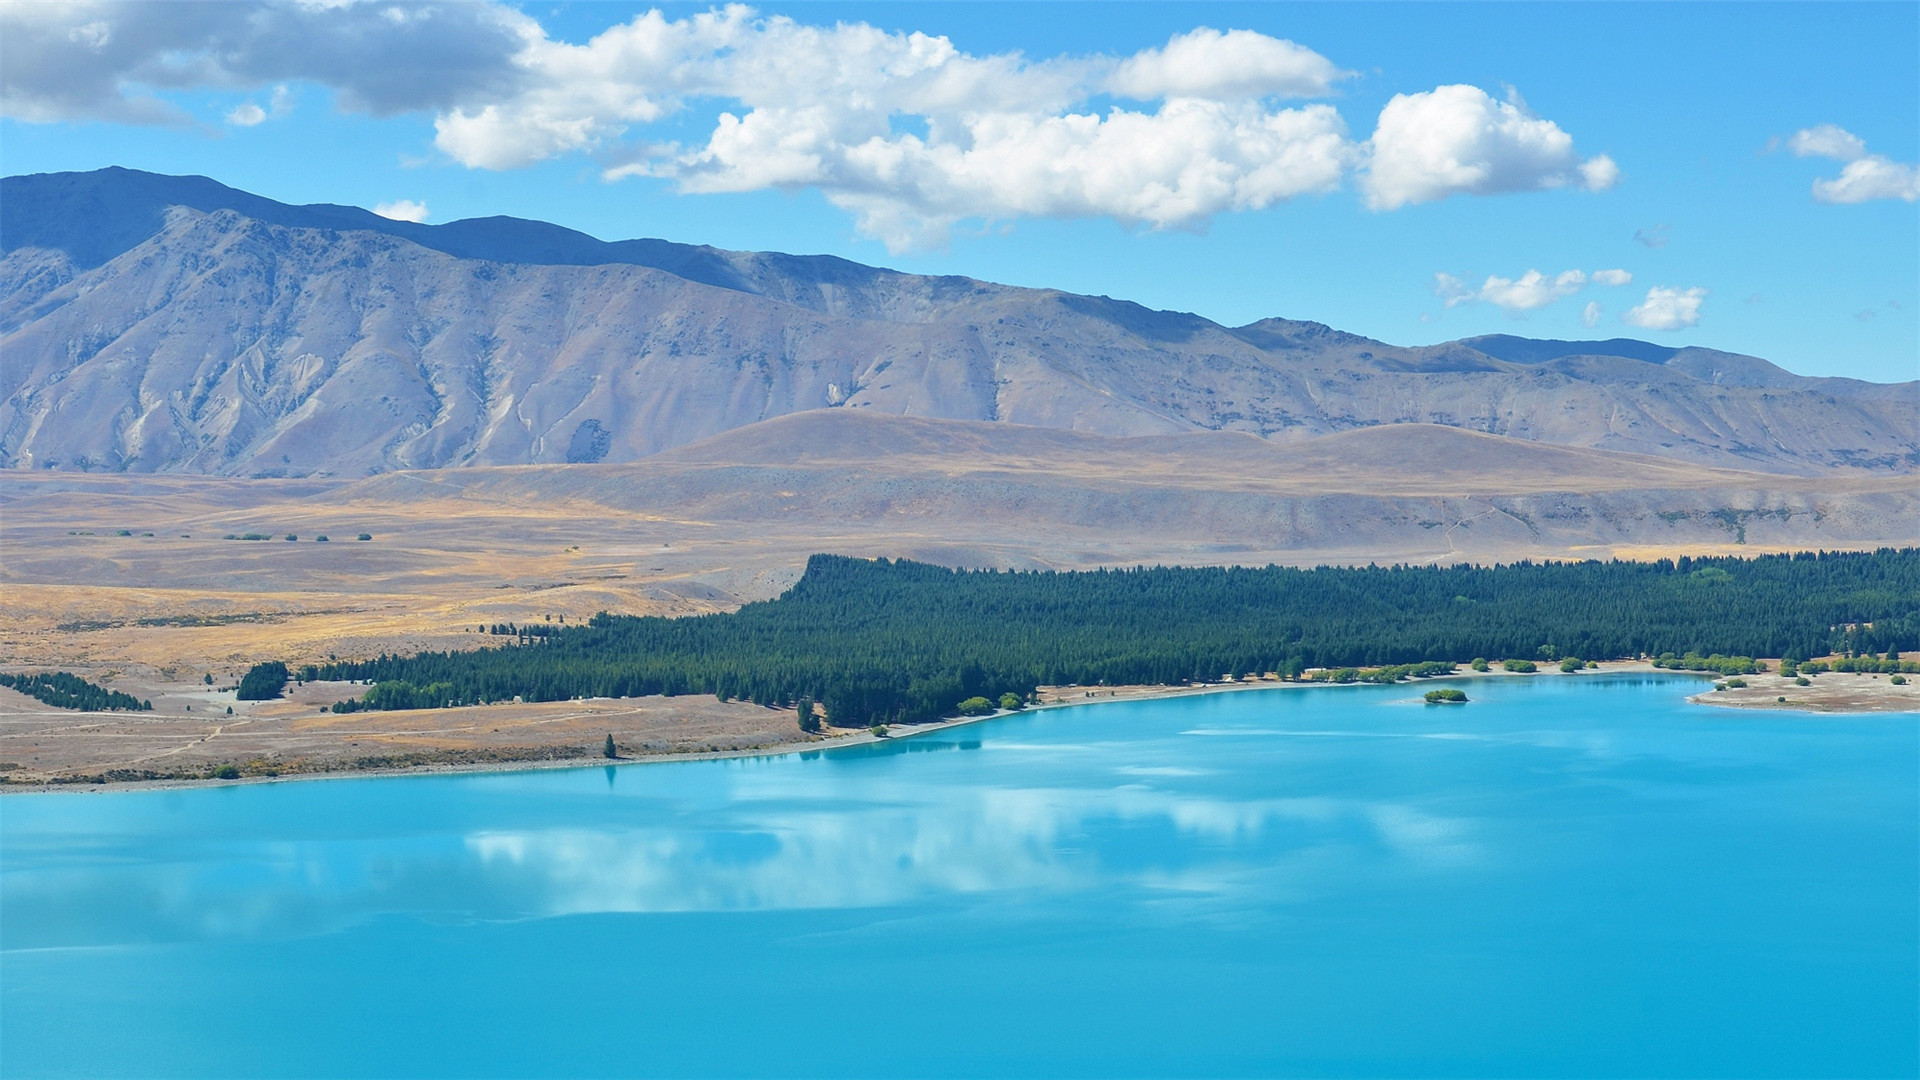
[1502, 659, 1537, 673]
[1470, 658, 1490, 672]
[1796, 676, 1811, 686]
[956, 696, 996, 716]
[1424, 688, 1467, 703]
[315, 535, 330, 542]
[211, 764, 240, 780]
[357, 533, 373, 541]
[869, 724, 889, 738]
[284, 534, 298, 542]
[999, 692, 1024, 711]
[1559, 658, 1586, 673]
[1893, 675, 1909, 686]
[1724, 677, 1747, 688]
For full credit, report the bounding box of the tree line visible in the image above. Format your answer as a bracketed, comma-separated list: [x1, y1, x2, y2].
[0, 671, 151, 712]
[302, 549, 1920, 726]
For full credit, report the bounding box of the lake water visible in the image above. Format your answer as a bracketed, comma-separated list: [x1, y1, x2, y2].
[3, 674, 1915, 1078]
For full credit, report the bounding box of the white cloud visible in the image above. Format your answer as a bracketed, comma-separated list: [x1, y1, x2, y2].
[1787, 123, 1867, 161]
[1581, 300, 1602, 328]
[373, 199, 430, 223]
[0, 3, 1618, 249]
[1621, 286, 1706, 331]
[648, 98, 1353, 250]
[1813, 156, 1920, 204]
[1783, 124, 1919, 204]
[575, 13, 1355, 250]
[225, 101, 266, 127]
[1107, 27, 1344, 101]
[1361, 85, 1617, 210]
[1434, 267, 1632, 313]
[224, 84, 290, 128]
[1481, 269, 1586, 311]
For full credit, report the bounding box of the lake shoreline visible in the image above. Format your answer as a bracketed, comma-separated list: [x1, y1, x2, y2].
[0, 662, 1667, 795]
[16, 661, 1906, 796]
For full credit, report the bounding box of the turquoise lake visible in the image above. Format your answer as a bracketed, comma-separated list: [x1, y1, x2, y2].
[2, 673, 1915, 1078]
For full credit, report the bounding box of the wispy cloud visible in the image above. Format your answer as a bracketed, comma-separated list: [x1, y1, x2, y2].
[1632, 224, 1670, 248]
[224, 84, 291, 128]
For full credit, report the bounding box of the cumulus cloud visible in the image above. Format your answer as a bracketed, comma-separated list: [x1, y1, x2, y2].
[1107, 27, 1345, 101]
[0, 2, 1619, 249]
[373, 199, 430, 223]
[1435, 266, 1634, 313]
[1621, 286, 1706, 331]
[445, 10, 1359, 248]
[1812, 157, 1920, 204]
[1582, 301, 1602, 328]
[1361, 85, 1617, 210]
[1783, 123, 1919, 204]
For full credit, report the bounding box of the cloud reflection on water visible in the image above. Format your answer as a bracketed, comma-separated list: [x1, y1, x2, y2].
[463, 781, 1477, 919]
[2, 771, 1475, 948]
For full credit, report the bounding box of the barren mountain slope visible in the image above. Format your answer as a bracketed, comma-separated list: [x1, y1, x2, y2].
[2, 167, 1914, 478]
[335, 411, 1917, 557]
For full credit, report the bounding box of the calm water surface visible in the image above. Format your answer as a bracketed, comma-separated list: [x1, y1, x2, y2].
[3, 674, 1915, 1078]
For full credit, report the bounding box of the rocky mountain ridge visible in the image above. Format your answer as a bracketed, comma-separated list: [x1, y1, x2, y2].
[2, 167, 1913, 478]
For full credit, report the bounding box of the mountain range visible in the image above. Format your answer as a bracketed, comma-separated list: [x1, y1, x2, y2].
[2, 166, 1915, 479]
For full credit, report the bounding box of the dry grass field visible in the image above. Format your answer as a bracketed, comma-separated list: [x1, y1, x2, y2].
[0, 673, 853, 786]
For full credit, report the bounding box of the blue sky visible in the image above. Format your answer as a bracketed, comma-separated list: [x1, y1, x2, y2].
[3, 2, 1915, 382]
